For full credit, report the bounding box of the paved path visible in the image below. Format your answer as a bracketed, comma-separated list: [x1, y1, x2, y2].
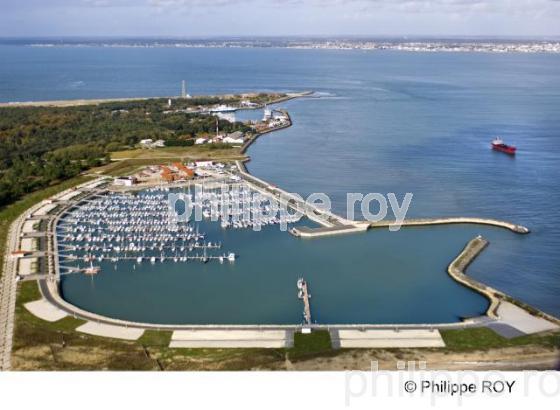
[76, 322, 144, 340]
[0, 207, 42, 370]
[170, 329, 292, 348]
[496, 302, 559, 335]
[24, 299, 68, 322]
[332, 329, 446, 348]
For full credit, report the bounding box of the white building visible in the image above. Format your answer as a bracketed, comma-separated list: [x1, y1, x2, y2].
[222, 131, 245, 145]
[114, 176, 137, 187]
[240, 100, 258, 108]
[195, 161, 214, 168]
[140, 138, 165, 148]
[222, 136, 244, 145]
[195, 138, 207, 145]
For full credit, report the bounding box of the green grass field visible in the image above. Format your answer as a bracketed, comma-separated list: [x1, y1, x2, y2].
[440, 327, 560, 351]
[110, 146, 245, 161]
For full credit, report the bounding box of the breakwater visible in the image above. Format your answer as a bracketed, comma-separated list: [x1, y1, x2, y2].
[288, 217, 529, 239]
[447, 236, 500, 317]
[448, 236, 560, 326]
[368, 217, 529, 234]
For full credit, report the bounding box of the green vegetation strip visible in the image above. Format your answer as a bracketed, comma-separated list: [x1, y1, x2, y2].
[440, 328, 560, 351]
[287, 331, 336, 361]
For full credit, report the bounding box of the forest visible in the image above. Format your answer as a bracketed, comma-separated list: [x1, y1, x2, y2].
[0, 96, 264, 207]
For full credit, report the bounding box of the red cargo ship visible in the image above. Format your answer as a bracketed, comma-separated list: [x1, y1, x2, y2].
[491, 137, 516, 155]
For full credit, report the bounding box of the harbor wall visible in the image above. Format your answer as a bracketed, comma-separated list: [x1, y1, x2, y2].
[368, 217, 530, 234]
[448, 236, 560, 325]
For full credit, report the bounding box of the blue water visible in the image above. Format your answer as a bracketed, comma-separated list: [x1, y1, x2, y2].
[1, 46, 559, 322]
[60, 221, 489, 325]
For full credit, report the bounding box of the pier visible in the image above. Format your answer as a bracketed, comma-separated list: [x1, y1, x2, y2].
[236, 160, 356, 229]
[298, 278, 312, 326]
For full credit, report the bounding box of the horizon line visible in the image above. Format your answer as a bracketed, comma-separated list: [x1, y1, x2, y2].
[1, 34, 560, 41]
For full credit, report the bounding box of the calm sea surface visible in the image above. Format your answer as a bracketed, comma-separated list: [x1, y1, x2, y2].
[1, 46, 559, 323]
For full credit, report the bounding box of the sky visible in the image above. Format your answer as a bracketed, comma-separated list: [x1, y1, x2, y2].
[1, 0, 559, 38]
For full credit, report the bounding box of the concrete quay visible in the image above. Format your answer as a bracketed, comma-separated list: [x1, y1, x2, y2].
[332, 329, 446, 348]
[290, 224, 368, 238]
[236, 160, 356, 229]
[170, 329, 293, 348]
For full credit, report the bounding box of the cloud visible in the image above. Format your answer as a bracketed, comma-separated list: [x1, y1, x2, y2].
[2, 0, 558, 15]
[1, 0, 559, 36]
[144, 0, 558, 11]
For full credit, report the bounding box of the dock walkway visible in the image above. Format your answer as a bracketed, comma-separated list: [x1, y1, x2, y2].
[299, 279, 312, 326]
[236, 161, 357, 230]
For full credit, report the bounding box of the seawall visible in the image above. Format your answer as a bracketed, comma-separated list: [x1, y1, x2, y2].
[368, 217, 530, 234]
[448, 236, 560, 325]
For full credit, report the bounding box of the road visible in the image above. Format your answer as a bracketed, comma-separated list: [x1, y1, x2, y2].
[0, 211, 30, 370]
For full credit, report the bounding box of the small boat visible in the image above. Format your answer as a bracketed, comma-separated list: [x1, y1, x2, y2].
[297, 278, 304, 289]
[227, 252, 236, 262]
[84, 262, 100, 276]
[491, 137, 516, 155]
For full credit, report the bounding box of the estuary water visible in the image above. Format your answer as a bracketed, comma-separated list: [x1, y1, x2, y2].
[1, 46, 559, 323]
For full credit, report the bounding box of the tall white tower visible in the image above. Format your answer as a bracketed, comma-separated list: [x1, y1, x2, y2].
[181, 80, 186, 99]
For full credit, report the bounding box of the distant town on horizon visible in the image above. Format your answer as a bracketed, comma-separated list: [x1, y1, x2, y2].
[2, 36, 559, 53]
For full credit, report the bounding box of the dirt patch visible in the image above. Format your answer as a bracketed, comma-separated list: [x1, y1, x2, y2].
[261, 346, 560, 371]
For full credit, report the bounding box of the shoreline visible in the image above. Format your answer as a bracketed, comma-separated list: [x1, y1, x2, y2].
[0, 91, 312, 108]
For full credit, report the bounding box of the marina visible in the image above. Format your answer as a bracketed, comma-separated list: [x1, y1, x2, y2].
[13, 171, 538, 327]
[55, 181, 303, 277]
